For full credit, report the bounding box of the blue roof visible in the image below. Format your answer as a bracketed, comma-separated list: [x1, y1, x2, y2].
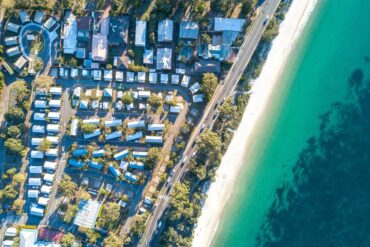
[133, 151, 148, 158]
[114, 149, 129, 160]
[73, 148, 88, 157]
[69, 159, 85, 167]
[124, 171, 138, 182]
[92, 149, 105, 157]
[109, 165, 121, 177]
[88, 160, 103, 170]
[128, 161, 145, 170]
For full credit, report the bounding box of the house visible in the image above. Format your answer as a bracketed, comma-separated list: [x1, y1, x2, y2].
[179, 21, 199, 39]
[158, 19, 173, 42]
[128, 161, 145, 170]
[109, 165, 121, 177]
[76, 48, 86, 59]
[138, 71, 146, 83]
[189, 82, 201, 94]
[105, 131, 122, 140]
[38, 197, 49, 206]
[145, 135, 163, 144]
[104, 70, 113, 81]
[108, 16, 129, 46]
[5, 227, 17, 237]
[41, 185, 53, 194]
[176, 68, 186, 74]
[4, 36, 18, 46]
[135, 20, 146, 47]
[31, 138, 43, 146]
[114, 149, 129, 160]
[31, 150, 44, 159]
[83, 118, 100, 125]
[127, 120, 145, 129]
[34, 11, 44, 24]
[105, 119, 122, 127]
[124, 171, 138, 182]
[32, 125, 45, 134]
[79, 100, 89, 109]
[92, 149, 105, 157]
[44, 161, 57, 171]
[84, 129, 101, 139]
[45, 148, 59, 157]
[29, 178, 42, 186]
[34, 113, 46, 121]
[214, 17, 245, 32]
[28, 190, 39, 198]
[126, 131, 143, 141]
[171, 74, 180, 84]
[49, 87, 62, 95]
[71, 68, 79, 78]
[88, 160, 103, 170]
[133, 151, 148, 158]
[49, 99, 61, 108]
[143, 49, 154, 64]
[181, 75, 190, 87]
[43, 173, 55, 182]
[126, 71, 135, 82]
[73, 200, 102, 228]
[19, 10, 30, 23]
[193, 94, 204, 103]
[103, 88, 113, 97]
[73, 148, 88, 157]
[92, 34, 108, 62]
[43, 17, 57, 30]
[70, 119, 79, 136]
[149, 72, 157, 84]
[34, 100, 47, 109]
[148, 123, 165, 131]
[170, 105, 181, 113]
[62, 11, 78, 54]
[116, 71, 124, 81]
[6, 46, 21, 57]
[73, 87, 82, 98]
[46, 136, 60, 144]
[14, 56, 28, 71]
[138, 91, 150, 98]
[160, 73, 169, 84]
[69, 159, 85, 167]
[77, 16, 91, 41]
[29, 166, 42, 174]
[156, 48, 172, 70]
[30, 206, 44, 217]
[6, 22, 20, 33]
[193, 60, 221, 75]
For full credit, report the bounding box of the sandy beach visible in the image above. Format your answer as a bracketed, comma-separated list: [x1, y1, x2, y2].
[192, 1, 319, 246]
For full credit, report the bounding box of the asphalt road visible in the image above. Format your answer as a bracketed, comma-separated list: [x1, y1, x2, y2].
[139, 1, 282, 246]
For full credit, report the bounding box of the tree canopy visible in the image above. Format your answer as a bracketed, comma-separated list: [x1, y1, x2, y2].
[5, 107, 25, 124]
[201, 73, 218, 101]
[60, 233, 75, 247]
[4, 138, 25, 156]
[148, 93, 163, 108]
[103, 232, 123, 247]
[81, 123, 96, 134]
[58, 175, 77, 198]
[33, 75, 54, 91]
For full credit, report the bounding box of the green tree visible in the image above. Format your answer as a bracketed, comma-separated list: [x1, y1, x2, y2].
[81, 123, 96, 134]
[1, 0, 15, 8]
[0, 71, 5, 90]
[58, 175, 77, 198]
[219, 98, 236, 121]
[7, 126, 21, 138]
[262, 17, 279, 42]
[103, 232, 123, 247]
[33, 58, 44, 72]
[12, 173, 26, 184]
[38, 139, 52, 152]
[56, 55, 65, 65]
[122, 92, 133, 104]
[148, 93, 162, 108]
[97, 202, 121, 228]
[201, 73, 218, 101]
[4, 138, 25, 156]
[69, 58, 78, 67]
[201, 33, 211, 44]
[197, 130, 222, 164]
[33, 75, 54, 91]
[5, 107, 25, 124]
[146, 147, 162, 169]
[2, 168, 16, 180]
[86, 229, 101, 244]
[60, 233, 75, 247]
[2, 184, 18, 199]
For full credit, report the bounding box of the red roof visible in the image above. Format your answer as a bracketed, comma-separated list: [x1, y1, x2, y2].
[37, 227, 64, 243]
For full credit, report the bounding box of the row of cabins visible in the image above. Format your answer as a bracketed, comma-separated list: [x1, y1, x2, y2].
[28, 86, 63, 217]
[70, 117, 165, 143]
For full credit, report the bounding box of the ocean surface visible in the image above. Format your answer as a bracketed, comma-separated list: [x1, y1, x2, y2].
[212, 1, 370, 246]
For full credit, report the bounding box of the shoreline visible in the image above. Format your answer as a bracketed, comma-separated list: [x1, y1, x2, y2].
[192, 1, 319, 246]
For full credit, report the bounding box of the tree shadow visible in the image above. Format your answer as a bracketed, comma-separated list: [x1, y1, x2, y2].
[256, 69, 370, 246]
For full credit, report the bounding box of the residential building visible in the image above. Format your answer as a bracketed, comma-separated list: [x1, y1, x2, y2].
[160, 73, 169, 84]
[145, 135, 163, 144]
[43, 17, 57, 30]
[19, 10, 30, 24]
[179, 21, 199, 39]
[148, 123, 165, 131]
[126, 131, 143, 141]
[149, 72, 157, 84]
[4, 36, 18, 46]
[34, 11, 44, 24]
[105, 131, 122, 140]
[6, 22, 20, 33]
[92, 34, 108, 62]
[84, 129, 101, 139]
[135, 20, 146, 47]
[158, 19, 173, 42]
[6, 46, 21, 57]
[14, 56, 27, 72]
[62, 11, 78, 54]
[143, 49, 154, 64]
[108, 16, 129, 46]
[114, 149, 129, 160]
[49, 87, 62, 95]
[156, 48, 172, 70]
[189, 82, 201, 94]
[73, 200, 102, 228]
[193, 93, 204, 103]
[133, 151, 148, 158]
[127, 120, 145, 129]
[109, 165, 121, 177]
[124, 171, 138, 182]
[77, 16, 91, 41]
[70, 119, 79, 136]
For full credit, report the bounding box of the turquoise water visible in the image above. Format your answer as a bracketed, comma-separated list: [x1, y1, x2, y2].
[212, 1, 370, 246]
